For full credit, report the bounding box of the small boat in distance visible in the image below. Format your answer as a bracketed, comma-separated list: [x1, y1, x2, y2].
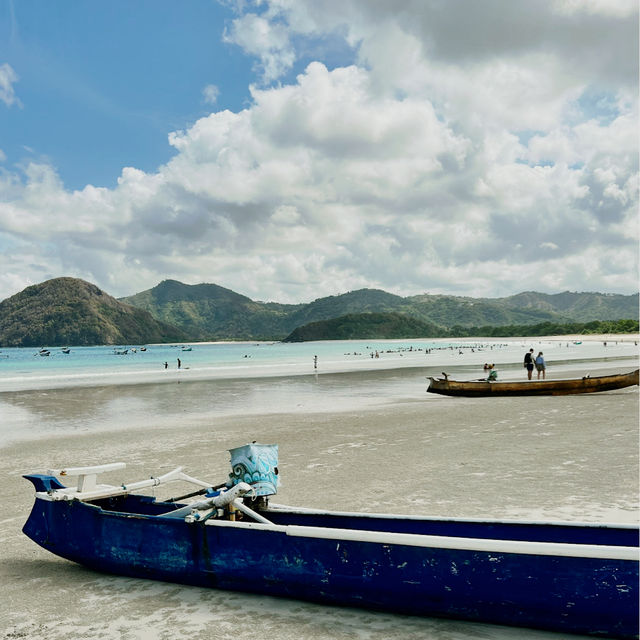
[112, 348, 128, 355]
[427, 369, 639, 397]
[22, 444, 639, 639]
[181, 346, 192, 351]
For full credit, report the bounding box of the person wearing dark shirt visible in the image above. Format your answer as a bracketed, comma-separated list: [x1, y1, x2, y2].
[523, 348, 535, 380]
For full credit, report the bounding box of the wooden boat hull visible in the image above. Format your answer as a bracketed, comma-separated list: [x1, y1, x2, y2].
[23, 478, 639, 639]
[428, 369, 639, 397]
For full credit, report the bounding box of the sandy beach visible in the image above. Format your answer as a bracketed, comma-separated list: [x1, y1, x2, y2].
[1, 345, 638, 639]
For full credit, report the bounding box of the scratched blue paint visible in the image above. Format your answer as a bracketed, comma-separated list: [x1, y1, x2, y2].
[22, 476, 639, 639]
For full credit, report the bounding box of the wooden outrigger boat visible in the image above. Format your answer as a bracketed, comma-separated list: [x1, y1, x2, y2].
[23, 444, 638, 638]
[428, 369, 639, 397]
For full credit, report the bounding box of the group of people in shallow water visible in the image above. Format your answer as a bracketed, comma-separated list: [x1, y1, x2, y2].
[524, 348, 546, 380]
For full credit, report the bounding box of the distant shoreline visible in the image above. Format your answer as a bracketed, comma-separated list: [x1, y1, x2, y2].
[158, 333, 639, 346]
[0, 335, 637, 394]
[455, 333, 638, 343]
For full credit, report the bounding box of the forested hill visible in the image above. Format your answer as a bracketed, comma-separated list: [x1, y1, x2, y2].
[1, 277, 637, 345]
[120, 281, 638, 340]
[283, 314, 638, 342]
[283, 312, 443, 342]
[120, 279, 302, 340]
[0, 278, 186, 347]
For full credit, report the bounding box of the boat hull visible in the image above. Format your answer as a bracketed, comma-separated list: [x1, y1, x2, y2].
[428, 369, 639, 397]
[23, 494, 639, 639]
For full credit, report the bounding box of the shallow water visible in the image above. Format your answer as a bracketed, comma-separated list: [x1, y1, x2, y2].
[1, 337, 636, 392]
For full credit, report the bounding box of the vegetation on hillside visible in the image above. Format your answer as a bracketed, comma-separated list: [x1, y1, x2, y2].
[119, 281, 639, 341]
[1, 278, 637, 346]
[120, 279, 302, 340]
[449, 318, 639, 338]
[0, 278, 187, 347]
[284, 314, 639, 342]
[284, 312, 442, 342]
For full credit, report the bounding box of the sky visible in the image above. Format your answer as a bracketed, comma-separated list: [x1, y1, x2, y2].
[0, 0, 638, 304]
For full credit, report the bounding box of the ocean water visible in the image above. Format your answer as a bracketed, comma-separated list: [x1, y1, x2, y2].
[1, 337, 636, 392]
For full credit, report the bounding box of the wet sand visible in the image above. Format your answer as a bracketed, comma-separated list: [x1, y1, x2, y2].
[1, 362, 638, 639]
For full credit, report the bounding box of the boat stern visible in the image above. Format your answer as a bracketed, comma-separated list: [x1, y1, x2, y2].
[22, 474, 72, 552]
[23, 473, 66, 494]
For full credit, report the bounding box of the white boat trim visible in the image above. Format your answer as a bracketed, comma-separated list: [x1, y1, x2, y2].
[268, 503, 638, 530]
[201, 518, 638, 561]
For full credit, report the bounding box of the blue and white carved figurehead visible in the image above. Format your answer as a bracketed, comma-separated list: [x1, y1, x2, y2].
[227, 443, 279, 496]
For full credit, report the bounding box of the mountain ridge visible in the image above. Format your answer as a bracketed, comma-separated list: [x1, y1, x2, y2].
[120, 281, 638, 340]
[0, 277, 637, 346]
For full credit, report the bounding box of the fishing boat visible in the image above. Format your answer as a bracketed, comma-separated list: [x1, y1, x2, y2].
[427, 369, 639, 397]
[23, 444, 638, 638]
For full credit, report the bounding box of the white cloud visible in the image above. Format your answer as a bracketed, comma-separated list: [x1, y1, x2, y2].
[0, 63, 21, 107]
[0, 0, 637, 302]
[202, 84, 220, 105]
[553, 0, 637, 17]
[223, 13, 295, 83]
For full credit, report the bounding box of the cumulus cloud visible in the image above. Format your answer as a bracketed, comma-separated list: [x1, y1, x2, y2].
[223, 12, 295, 83]
[0, 0, 637, 302]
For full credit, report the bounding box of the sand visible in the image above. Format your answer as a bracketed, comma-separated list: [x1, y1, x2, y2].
[1, 356, 638, 639]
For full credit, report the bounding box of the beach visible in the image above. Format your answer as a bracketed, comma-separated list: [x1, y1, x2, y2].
[1, 338, 638, 639]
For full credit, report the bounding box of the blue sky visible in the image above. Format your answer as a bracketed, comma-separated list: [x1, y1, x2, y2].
[0, 0, 637, 303]
[1, 1, 256, 189]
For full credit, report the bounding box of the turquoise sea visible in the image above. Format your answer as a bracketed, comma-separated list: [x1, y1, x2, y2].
[0, 339, 447, 375]
[0, 337, 636, 393]
[0, 338, 495, 392]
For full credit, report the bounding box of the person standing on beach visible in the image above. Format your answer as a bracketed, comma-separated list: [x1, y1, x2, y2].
[313, 355, 318, 370]
[177, 358, 181, 369]
[524, 348, 535, 380]
[535, 352, 546, 379]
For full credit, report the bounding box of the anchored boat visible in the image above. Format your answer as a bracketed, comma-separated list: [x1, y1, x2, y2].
[427, 369, 639, 397]
[23, 444, 639, 639]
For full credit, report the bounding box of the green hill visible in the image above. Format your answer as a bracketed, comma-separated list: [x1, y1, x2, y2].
[0, 277, 187, 347]
[283, 312, 443, 342]
[121, 281, 638, 340]
[404, 293, 561, 326]
[495, 291, 640, 322]
[120, 279, 302, 340]
[2, 278, 637, 345]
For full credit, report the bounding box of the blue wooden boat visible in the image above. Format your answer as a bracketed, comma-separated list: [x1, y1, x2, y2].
[23, 444, 639, 639]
